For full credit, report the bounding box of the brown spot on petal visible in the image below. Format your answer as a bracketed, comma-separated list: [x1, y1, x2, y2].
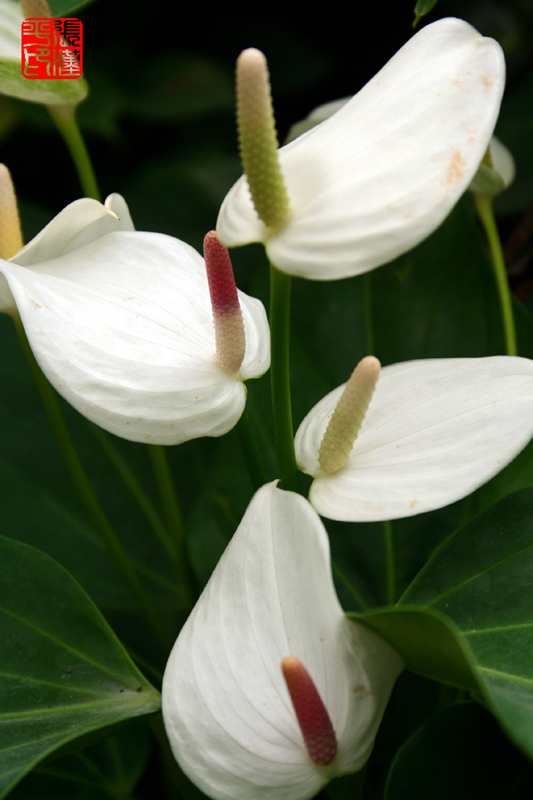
[444, 151, 466, 187]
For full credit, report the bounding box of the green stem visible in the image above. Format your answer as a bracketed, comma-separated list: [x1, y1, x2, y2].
[148, 445, 197, 606]
[384, 519, 396, 605]
[13, 316, 171, 652]
[269, 264, 299, 493]
[474, 193, 517, 356]
[235, 406, 268, 491]
[48, 104, 101, 201]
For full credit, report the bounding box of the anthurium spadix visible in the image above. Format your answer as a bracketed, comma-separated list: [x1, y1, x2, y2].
[162, 483, 403, 800]
[0, 178, 269, 444]
[295, 356, 533, 522]
[217, 18, 505, 280]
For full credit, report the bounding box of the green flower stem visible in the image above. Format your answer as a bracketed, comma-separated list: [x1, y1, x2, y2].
[48, 104, 101, 201]
[13, 316, 172, 652]
[235, 406, 268, 491]
[384, 519, 396, 605]
[148, 445, 197, 606]
[474, 193, 517, 356]
[269, 264, 300, 493]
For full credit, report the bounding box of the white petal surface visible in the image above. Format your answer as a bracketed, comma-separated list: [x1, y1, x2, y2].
[162, 484, 402, 800]
[0, 232, 270, 444]
[0, 195, 135, 313]
[0, 0, 23, 60]
[295, 358, 533, 521]
[14, 194, 135, 267]
[217, 18, 505, 280]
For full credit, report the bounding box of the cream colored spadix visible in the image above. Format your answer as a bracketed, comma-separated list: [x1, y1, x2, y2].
[236, 48, 290, 232]
[319, 356, 380, 474]
[0, 194, 270, 444]
[0, 165, 23, 262]
[162, 483, 403, 800]
[20, 0, 51, 16]
[296, 357, 533, 522]
[217, 18, 505, 281]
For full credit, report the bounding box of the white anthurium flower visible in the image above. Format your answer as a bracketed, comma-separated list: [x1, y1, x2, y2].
[295, 356, 533, 522]
[217, 17, 505, 281]
[0, 190, 270, 445]
[162, 483, 403, 800]
[0, 0, 88, 105]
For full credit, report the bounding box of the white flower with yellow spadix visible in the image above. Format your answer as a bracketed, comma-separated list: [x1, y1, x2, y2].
[217, 17, 505, 281]
[162, 483, 403, 800]
[295, 356, 533, 522]
[0, 166, 269, 444]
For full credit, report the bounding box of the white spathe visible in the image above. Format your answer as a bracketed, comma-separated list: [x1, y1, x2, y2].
[0, 195, 270, 445]
[162, 483, 403, 800]
[295, 357, 533, 522]
[217, 18, 505, 280]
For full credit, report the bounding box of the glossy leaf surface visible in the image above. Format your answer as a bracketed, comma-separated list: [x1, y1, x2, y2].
[0, 535, 160, 798]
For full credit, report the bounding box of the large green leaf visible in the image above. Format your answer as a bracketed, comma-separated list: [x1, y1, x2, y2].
[10, 722, 151, 800]
[355, 487, 533, 758]
[0, 535, 160, 798]
[384, 702, 531, 800]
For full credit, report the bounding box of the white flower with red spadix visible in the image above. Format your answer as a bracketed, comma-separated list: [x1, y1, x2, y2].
[217, 18, 505, 281]
[162, 483, 403, 800]
[295, 355, 533, 522]
[0, 166, 269, 444]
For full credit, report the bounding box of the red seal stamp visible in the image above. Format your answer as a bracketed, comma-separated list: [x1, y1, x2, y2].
[21, 18, 83, 79]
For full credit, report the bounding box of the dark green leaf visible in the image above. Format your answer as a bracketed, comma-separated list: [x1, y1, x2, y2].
[370, 199, 505, 364]
[356, 488, 533, 758]
[352, 607, 479, 693]
[495, 69, 533, 216]
[0, 535, 160, 797]
[11, 722, 151, 800]
[385, 702, 531, 800]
